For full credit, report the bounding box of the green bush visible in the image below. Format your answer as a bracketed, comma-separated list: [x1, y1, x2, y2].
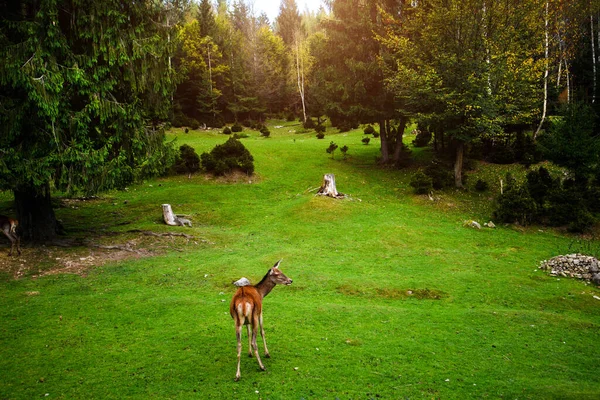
[526, 166, 556, 206]
[362, 137, 370, 145]
[231, 123, 243, 133]
[410, 171, 433, 194]
[412, 129, 432, 147]
[340, 145, 349, 159]
[363, 125, 375, 135]
[222, 126, 232, 135]
[424, 159, 454, 190]
[494, 181, 538, 225]
[326, 141, 338, 158]
[172, 144, 200, 175]
[315, 124, 326, 133]
[188, 119, 200, 130]
[475, 179, 489, 192]
[316, 132, 325, 139]
[260, 127, 270, 137]
[200, 137, 254, 176]
[303, 118, 316, 129]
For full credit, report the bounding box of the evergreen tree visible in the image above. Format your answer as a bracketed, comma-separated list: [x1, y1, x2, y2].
[0, 0, 185, 241]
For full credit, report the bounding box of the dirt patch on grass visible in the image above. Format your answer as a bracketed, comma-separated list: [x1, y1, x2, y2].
[0, 231, 208, 280]
[337, 284, 446, 300]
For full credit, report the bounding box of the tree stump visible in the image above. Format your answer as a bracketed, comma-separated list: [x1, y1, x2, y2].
[316, 173, 345, 199]
[162, 204, 192, 227]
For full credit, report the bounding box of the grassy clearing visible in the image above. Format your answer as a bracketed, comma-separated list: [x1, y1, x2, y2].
[1, 120, 599, 399]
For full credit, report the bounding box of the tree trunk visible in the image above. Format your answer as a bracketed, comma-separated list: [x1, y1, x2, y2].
[14, 184, 60, 242]
[454, 141, 464, 188]
[379, 119, 390, 164]
[392, 116, 408, 163]
[162, 204, 179, 226]
[317, 174, 345, 198]
[534, 1, 549, 140]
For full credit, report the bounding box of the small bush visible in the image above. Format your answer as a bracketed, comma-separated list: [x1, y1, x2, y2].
[231, 123, 243, 133]
[172, 144, 200, 175]
[372, 131, 380, 138]
[340, 145, 349, 159]
[315, 124, 326, 133]
[316, 132, 325, 139]
[494, 183, 538, 225]
[260, 127, 270, 137]
[200, 137, 254, 176]
[303, 118, 316, 129]
[362, 137, 371, 145]
[326, 141, 338, 158]
[222, 126, 232, 135]
[286, 112, 296, 122]
[410, 171, 433, 195]
[474, 179, 489, 192]
[188, 119, 200, 130]
[184, 128, 189, 134]
[424, 159, 454, 190]
[363, 125, 375, 135]
[412, 129, 432, 147]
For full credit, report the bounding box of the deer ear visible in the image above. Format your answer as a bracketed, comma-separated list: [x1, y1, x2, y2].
[273, 259, 282, 269]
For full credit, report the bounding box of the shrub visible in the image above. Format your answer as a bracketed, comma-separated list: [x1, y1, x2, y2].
[474, 179, 489, 192]
[362, 137, 370, 145]
[326, 141, 338, 159]
[223, 126, 232, 135]
[372, 131, 380, 138]
[260, 127, 270, 137]
[286, 112, 296, 122]
[494, 183, 538, 225]
[424, 159, 454, 190]
[340, 145, 349, 159]
[410, 171, 433, 195]
[184, 128, 189, 134]
[231, 123, 243, 133]
[303, 118, 316, 129]
[526, 166, 555, 206]
[172, 144, 200, 175]
[412, 129, 432, 147]
[316, 132, 325, 139]
[315, 124, 326, 133]
[337, 121, 353, 132]
[363, 125, 375, 135]
[188, 119, 200, 130]
[200, 137, 254, 176]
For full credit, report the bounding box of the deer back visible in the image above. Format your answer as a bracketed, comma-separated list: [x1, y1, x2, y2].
[230, 286, 263, 324]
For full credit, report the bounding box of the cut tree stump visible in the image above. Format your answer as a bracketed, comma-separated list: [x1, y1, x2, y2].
[162, 204, 192, 227]
[316, 173, 346, 199]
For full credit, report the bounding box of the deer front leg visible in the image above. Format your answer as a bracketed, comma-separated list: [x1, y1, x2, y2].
[235, 324, 243, 381]
[251, 321, 265, 371]
[259, 313, 270, 358]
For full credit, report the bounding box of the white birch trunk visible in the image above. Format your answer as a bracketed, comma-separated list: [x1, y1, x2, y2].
[295, 37, 307, 123]
[534, 1, 549, 140]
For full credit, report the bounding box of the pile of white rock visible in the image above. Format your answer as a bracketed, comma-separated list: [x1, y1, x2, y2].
[539, 254, 600, 285]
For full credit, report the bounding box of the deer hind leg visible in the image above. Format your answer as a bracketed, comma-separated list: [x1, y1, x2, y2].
[235, 323, 243, 381]
[251, 317, 265, 371]
[247, 325, 252, 357]
[259, 312, 270, 358]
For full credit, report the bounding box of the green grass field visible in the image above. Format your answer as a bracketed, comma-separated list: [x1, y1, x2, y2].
[1, 121, 599, 399]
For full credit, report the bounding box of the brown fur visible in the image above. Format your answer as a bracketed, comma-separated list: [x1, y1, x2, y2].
[230, 260, 292, 381]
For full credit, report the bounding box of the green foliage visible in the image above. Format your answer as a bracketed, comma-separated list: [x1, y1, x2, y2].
[260, 127, 271, 137]
[326, 141, 338, 159]
[200, 137, 254, 176]
[316, 132, 325, 139]
[362, 137, 371, 145]
[340, 145, 349, 159]
[412, 129, 432, 147]
[231, 123, 243, 133]
[172, 145, 201, 176]
[363, 125, 375, 135]
[303, 118, 316, 129]
[424, 159, 454, 190]
[315, 124, 326, 134]
[223, 127, 232, 135]
[494, 174, 538, 226]
[474, 179, 489, 192]
[410, 171, 433, 194]
[539, 103, 600, 179]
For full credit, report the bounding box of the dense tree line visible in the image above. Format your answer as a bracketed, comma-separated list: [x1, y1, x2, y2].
[1, 0, 599, 238]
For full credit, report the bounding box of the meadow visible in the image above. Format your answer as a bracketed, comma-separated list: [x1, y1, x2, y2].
[1, 121, 599, 399]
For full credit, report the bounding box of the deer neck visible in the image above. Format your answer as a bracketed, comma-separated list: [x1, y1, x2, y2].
[255, 273, 276, 298]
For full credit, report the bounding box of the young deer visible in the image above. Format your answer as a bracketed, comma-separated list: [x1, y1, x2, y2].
[230, 260, 292, 381]
[0, 215, 21, 256]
